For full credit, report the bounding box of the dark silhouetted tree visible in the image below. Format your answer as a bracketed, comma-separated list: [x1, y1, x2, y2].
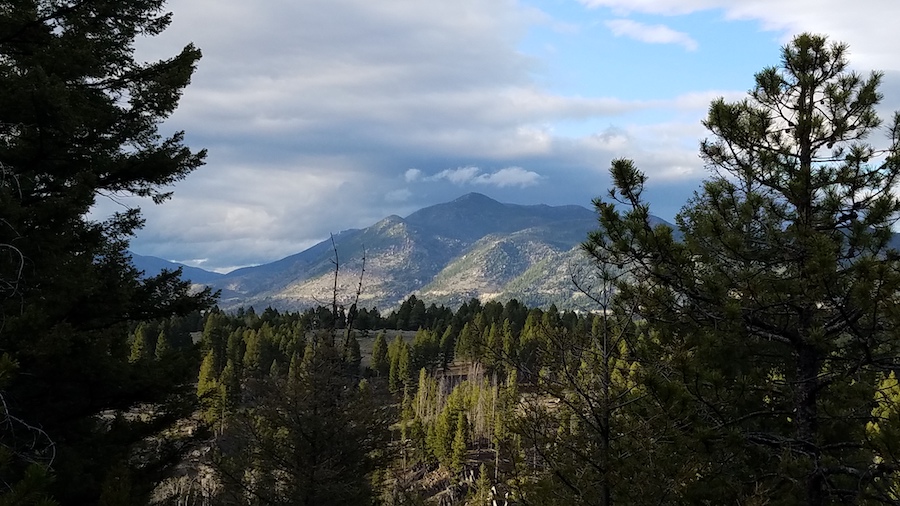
[583, 33, 900, 504]
[0, 1, 212, 502]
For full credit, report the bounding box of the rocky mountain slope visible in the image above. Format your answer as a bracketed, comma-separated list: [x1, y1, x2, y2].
[133, 193, 675, 311]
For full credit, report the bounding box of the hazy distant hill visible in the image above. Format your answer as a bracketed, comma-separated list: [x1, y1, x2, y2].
[132, 193, 679, 311]
[130, 252, 224, 285]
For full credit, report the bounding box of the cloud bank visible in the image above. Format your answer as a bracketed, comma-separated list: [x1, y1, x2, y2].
[426, 166, 543, 188]
[605, 19, 699, 51]
[110, 0, 900, 271]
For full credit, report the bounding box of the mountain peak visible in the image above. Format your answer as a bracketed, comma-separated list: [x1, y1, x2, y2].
[172, 193, 682, 311]
[452, 192, 498, 204]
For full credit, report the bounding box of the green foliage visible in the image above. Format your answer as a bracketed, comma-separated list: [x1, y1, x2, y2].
[344, 333, 362, 373]
[371, 331, 389, 376]
[397, 341, 413, 390]
[450, 413, 468, 473]
[0, 457, 57, 506]
[213, 339, 389, 505]
[580, 33, 900, 505]
[388, 335, 403, 393]
[128, 323, 153, 363]
[473, 463, 491, 506]
[0, 1, 213, 502]
[439, 326, 455, 369]
[197, 351, 222, 425]
[454, 322, 476, 361]
[411, 328, 439, 371]
[154, 328, 172, 361]
[220, 359, 241, 413]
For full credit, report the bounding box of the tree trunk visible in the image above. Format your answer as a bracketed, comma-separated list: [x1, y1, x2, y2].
[795, 340, 822, 506]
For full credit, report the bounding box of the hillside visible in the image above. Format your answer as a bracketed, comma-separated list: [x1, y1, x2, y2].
[134, 193, 678, 311]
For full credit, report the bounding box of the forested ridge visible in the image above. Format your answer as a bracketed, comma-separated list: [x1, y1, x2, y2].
[3, 0, 900, 504]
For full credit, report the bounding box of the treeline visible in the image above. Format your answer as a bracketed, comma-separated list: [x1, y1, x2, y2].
[190, 293, 593, 421]
[294, 294, 526, 333]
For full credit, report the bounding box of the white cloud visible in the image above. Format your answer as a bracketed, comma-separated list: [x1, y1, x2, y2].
[582, 1, 900, 70]
[605, 19, 699, 51]
[580, 0, 719, 16]
[116, 0, 900, 271]
[425, 166, 543, 188]
[474, 167, 543, 188]
[429, 166, 482, 185]
[404, 168, 422, 182]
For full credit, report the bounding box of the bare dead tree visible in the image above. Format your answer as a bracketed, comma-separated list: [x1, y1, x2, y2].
[0, 162, 25, 331]
[328, 234, 340, 345]
[343, 247, 365, 352]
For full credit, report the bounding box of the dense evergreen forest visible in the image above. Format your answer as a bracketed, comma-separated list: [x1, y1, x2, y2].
[3, 0, 900, 504]
[185, 298, 595, 505]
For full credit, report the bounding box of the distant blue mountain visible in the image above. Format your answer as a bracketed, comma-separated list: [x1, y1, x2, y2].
[129, 252, 224, 285]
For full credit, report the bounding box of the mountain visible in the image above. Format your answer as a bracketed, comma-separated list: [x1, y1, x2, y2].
[130, 252, 224, 285]
[159, 192, 900, 312]
[133, 194, 681, 310]
[200, 192, 673, 311]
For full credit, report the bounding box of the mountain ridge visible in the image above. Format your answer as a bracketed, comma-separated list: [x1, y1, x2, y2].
[132, 192, 672, 310]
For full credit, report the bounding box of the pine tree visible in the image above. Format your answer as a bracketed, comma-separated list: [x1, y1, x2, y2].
[474, 463, 491, 506]
[201, 312, 230, 376]
[129, 323, 153, 363]
[397, 341, 413, 390]
[154, 328, 172, 361]
[197, 351, 222, 425]
[371, 331, 388, 376]
[388, 335, 403, 393]
[220, 358, 241, 413]
[455, 322, 474, 361]
[451, 412, 468, 473]
[0, 8, 212, 498]
[439, 326, 456, 369]
[344, 333, 362, 373]
[213, 339, 389, 505]
[583, 33, 900, 504]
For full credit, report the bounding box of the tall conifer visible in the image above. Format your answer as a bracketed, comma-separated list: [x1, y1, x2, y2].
[584, 33, 900, 504]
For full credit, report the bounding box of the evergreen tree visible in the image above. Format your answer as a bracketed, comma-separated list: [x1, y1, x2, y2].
[220, 358, 241, 414]
[397, 341, 413, 390]
[201, 311, 230, 374]
[484, 322, 501, 370]
[197, 351, 222, 425]
[584, 33, 900, 504]
[455, 322, 474, 361]
[214, 340, 389, 505]
[408, 298, 427, 330]
[371, 331, 388, 376]
[0, 0, 213, 489]
[388, 335, 403, 393]
[451, 412, 468, 473]
[395, 296, 415, 330]
[129, 323, 153, 363]
[344, 333, 362, 374]
[474, 463, 491, 506]
[501, 319, 517, 363]
[269, 358, 283, 378]
[439, 326, 456, 369]
[154, 328, 172, 361]
[517, 311, 542, 381]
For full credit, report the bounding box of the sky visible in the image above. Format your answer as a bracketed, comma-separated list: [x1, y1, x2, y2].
[105, 0, 900, 273]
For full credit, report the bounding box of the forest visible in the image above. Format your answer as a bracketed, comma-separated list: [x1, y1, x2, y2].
[3, 0, 900, 505]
